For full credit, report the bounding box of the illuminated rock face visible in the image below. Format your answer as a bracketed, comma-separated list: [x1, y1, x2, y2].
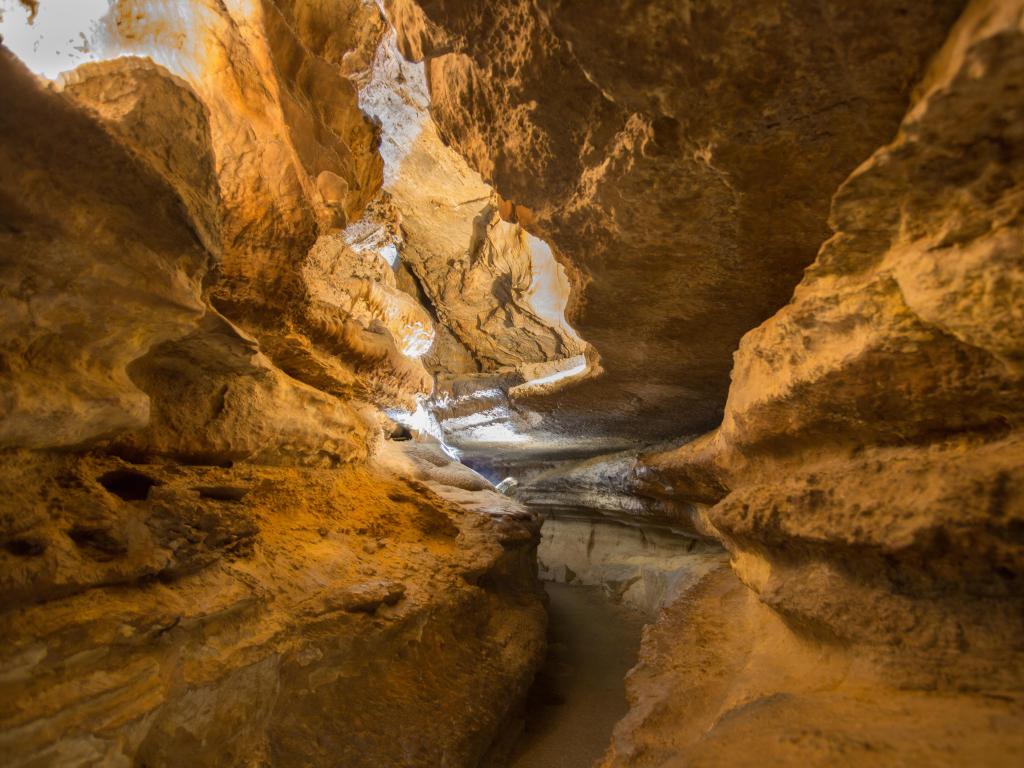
[0, 4, 550, 764]
[393, 0, 969, 445]
[0, 447, 544, 766]
[388, 0, 1023, 764]
[1, 0, 1023, 765]
[0, 53, 213, 449]
[637, 0, 1024, 671]
[354, 26, 593, 457]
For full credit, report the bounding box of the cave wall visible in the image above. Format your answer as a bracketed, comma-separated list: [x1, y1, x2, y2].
[0, 1, 552, 763]
[2, 0, 1023, 764]
[390, 0, 1024, 763]
[637, 0, 1024, 682]
[391, 0, 968, 444]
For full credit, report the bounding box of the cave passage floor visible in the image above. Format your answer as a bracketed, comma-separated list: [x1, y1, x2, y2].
[509, 583, 647, 768]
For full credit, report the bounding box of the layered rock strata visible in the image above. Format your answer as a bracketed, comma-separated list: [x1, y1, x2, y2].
[614, 1, 1024, 761]
[0, 7, 548, 764]
[604, 564, 1023, 767]
[386, 0, 1024, 763]
[2, 0, 1023, 765]
[391, 0, 968, 444]
[0, 448, 544, 767]
[636, 0, 1024, 685]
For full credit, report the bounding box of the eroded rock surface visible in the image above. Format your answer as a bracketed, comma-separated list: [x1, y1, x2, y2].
[0, 7, 547, 766]
[393, 0, 968, 445]
[0, 52, 212, 449]
[381, 0, 1023, 762]
[603, 565, 1023, 768]
[0, 450, 544, 767]
[637, 0, 1024, 674]
[2, 0, 1023, 764]
[609, 1, 1024, 762]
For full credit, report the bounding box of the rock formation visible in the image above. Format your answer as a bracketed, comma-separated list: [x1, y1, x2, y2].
[388, 0, 1023, 764]
[391, 0, 969, 444]
[1, 0, 1022, 765]
[0, 3, 547, 765]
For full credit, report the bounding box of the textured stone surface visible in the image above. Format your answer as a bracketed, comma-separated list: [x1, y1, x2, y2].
[0, 6, 548, 765]
[613, 2, 1024, 761]
[358, 29, 584, 376]
[395, 0, 967, 446]
[113, 311, 378, 467]
[0, 52, 212, 449]
[352, 25, 593, 460]
[602, 565, 1024, 768]
[512, 449, 706, 534]
[638, 0, 1024, 672]
[2, 0, 1024, 764]
[55, 0, 431, 412]
[0, 449, 545, 767]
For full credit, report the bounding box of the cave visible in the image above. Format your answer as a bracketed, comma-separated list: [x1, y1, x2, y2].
[0, 0, 1021, 766]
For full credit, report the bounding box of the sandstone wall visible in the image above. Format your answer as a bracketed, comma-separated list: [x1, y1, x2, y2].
[389, 0, 1024, 763]
[393, 0, 968, 444]
[0, 448, 545, 766]
[0, 3, 548, 763]
[621, 1, 1024, 761]
[638, 0, 1024, 686]
[3, 0, 1023, 763]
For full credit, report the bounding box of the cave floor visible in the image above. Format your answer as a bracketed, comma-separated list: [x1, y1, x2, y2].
[508, 583, 647, 768]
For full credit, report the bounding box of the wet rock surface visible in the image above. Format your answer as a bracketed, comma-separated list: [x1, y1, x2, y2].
[538, 515, 724, 616]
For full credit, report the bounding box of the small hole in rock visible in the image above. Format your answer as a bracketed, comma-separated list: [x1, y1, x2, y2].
[98, 469, 158, 501]
[5, 538, 46, 556]
[194, 486, 248, 502]
[388, 424, 413, 441]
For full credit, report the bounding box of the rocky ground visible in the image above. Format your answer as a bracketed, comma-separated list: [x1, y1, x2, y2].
[604, 565, 1024, 767]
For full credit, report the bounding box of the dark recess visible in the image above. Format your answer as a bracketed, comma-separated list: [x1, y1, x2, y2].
[98, 469, 159, 501]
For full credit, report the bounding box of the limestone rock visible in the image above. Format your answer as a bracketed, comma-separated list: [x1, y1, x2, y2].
[640, 4, 1024, 662]
[0, 50, 212, 449]
[0, 453, 545, 767]
[710, 436, 1024, 690]
[113, 312, 377, 467]
[3, 0, 1023, 764]
[396, 0, 967, 445]
[514, 449, 705, 532]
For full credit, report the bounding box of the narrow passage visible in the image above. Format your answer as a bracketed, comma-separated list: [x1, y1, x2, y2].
[509, 583, 647, 768]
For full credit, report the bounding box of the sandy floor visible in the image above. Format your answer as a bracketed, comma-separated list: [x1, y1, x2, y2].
[509, 583, 647, 768]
